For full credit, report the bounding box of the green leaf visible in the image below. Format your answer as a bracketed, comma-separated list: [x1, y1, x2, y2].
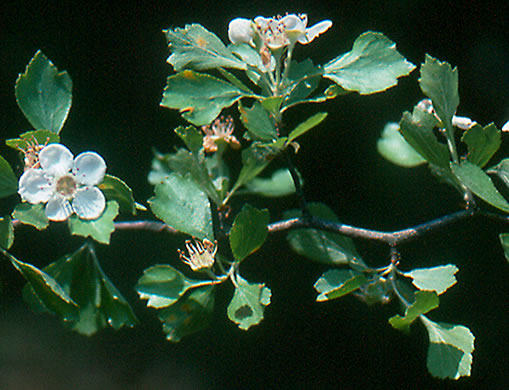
[239, 101, 278, 141]
[282, 59, 322, 109]
[452, 161, 509, 212]
[285, 203, 366, 267]
[421, 317, 475, 379]
[149, 173, 213, 240]
[0, 216, 14, 250]
[461, 123, 500, 168]
[488, 158, 509, 189]
[174, 125, 203, 154]
[98, 174, 136, 215]
[1, 249, 78, 321]
[158, 285, 215, 342]
[499, 233, 509, 263]
[164, 24, 245, 71]
[389, 291, 439, 332]
[230, 143, 274, 195]
[227, 275, 271, 330]
[399, 105, 450, 168]
[12, 203, 49, 230]
[15, 51, 72, 134]
[136, 264, 208, 308]
[5, 129, 60, 151]
[314, 269, 368, 302]
[419, 55, 459, 130]
[25, 244, 137, 335]
[0, 155, 18, 198]
[377, 122, 427, 167]
[229, 204, 269, 261]
[68, 201, 119, 244]
[323, 31, 415, 94]
[288, 112, 328, 143]
[403, 265, 458, 295]
[244, 169, 296, 197]
[161, 70, 246, 126]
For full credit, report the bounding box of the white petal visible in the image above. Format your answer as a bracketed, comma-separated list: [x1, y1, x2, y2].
[18, 169, 54, 203]
[72, 187, 106, 220]
[228, 18, 254, 44]
[452, 115, 477, 130]
[502, 120, 509, 132]
[45, 195, 73, 221]
[72, 152, 107, 186]
[281, 14, 307, 32]
[39, 144, 74, 177]
[298, 20, 333, 44]
[254, 16, 271, 29]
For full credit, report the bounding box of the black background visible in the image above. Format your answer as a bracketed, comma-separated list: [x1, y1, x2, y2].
[1, 1, 508, 389]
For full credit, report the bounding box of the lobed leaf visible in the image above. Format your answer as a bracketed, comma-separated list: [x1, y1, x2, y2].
[388, 291, 439, 332]
[12, 203, 49, 230]
[461, 123, 500, 168]
[314, 269, 368, 302]
[229, 204, 269, 261]
[239, 101, 278, 141]
[403, 264, 458, 295]
[377, 122, 427, 168]
[68, 201, 119, 244]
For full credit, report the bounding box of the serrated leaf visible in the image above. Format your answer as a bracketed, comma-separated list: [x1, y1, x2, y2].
[230, 143, 274, 195]
[12, 203, 49, 230]
[5, 129, 60, 151]
[68, 201, 119, 244]
[15, 51, 72, 134]
[244, 168, 296, 197]
[314, 269, 368, 302]
[227, 275, 271, 330]
[389, 291, 439, 332]
[229, 205, 269, 261]
[239, 101, 278, 141]
[283, 59, 323, 109]
[377, 122, 427, 168]
[149, 173, 213, 240]
[1, 249, 78, 321]
[0, 216, 14, 250]
[98, 174, 136, 215]
[452, 161, 509, 212]
[419, 55, 459, 130]
[174, 125, 203, 154]
[403, 264, 458, 295]
[288, 112, 328, 143]
[499, 233, 509, 263]
[160, 70, 246, 126]
[164, 24, 245, 71]
[421, 317, 475, 379]
[0, 155, 18, 198]
[461, 123, 500, 168]
[323, 31, 415, 94]
[158, 285, 215, 342]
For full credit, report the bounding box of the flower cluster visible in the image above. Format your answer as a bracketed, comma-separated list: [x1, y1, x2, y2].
[18, 143, 107, 221]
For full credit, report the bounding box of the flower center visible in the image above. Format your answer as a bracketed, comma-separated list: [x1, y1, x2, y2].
[56, 174, 77, 197]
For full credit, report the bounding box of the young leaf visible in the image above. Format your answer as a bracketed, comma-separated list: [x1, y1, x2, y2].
[98, 174, 137, 215]
[174, 125, 203, 154]
[421, 317, 475, 379]
[402, 264, 458, 295]
[388, 291, 439, 332]
[377, 122, 427, 168]
[12, 203, 49, 230]
[314, 269, 368, 302]
[287, 112, 328, 143]
[229, 204, 269, 261]
[227, 275, 271, 330]
[0, 216, 14, 250]
[15, 51, 72, 134]
[230, 143, 274, 195]
[282, 59, 322, 109]
[451, 161, 509, 212]
[68, 201, 119, 244]
[160, 70, 246, 126]
[244, 169, 296, 197]
[149, 173, 213, 240]
[5, 129, 60, 151]
[323, 31, 415, 94]
[419, 55, 459, 130]
[239, 101, 278, 141]
[499, 233, 509, 263]
[164, 24, 245, 71]
[0, 155, 18, 198]
[157, 285, 215, 342]
[461, 123, 500, 168]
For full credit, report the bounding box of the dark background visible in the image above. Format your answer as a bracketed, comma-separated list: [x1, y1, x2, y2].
[1, 1, 508, 389]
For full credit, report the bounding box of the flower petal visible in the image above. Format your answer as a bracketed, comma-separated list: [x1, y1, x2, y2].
[72, 152, 107, 186]
[18, 169, 54, 203]
[45, 195, 73, 221]
[298, 20, 333, 44]
[72, 187, 106, 220]
[228, 18, 254, 45]
[39, 144, 74, 177]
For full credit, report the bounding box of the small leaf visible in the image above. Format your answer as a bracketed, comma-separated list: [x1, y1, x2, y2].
[461, 123, 500, 168]
[229, 204, 269, 261]
[403, 264, 459, 295]
[0, 216, 14, 250]
[323, 31, 415, 94]
[5, 129, 60, 151]
[149, 173, 213, 240]
[314, 269, 368, 302]
[288, 112, 328, 143]
[421, 317, 475, 379]
[98, 174, 137, 215]
[227, 275, 271, 330]
[499, 233, 509, 263]
[12, 203, 49, 230]
[68, 201, 119, 244]
[389, 291, 439, 332]
[0, 155, 18, 199]
[174, 125, 203, 154]
[377, 122, 427, 167]
[244, 169, 296, 197]
[419, 55, 459, 131]
[282, 59, 323, 109]
[239, 101, 278, 141]
[230, 143, 274, 195]
[452, 161, 509, 212]
[160, 70, 246, 126]
[487, 158, 509, 189]
[15, 51, 72, 134]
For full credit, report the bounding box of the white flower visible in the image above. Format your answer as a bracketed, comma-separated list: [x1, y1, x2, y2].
[502, 120, 509, 132]
[18, 143, 107, 221]
[228, 18, 254, 45]
[178, 238, 217, 271]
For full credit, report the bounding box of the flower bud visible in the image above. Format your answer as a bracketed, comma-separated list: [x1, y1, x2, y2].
[228, 18, 254, 45]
